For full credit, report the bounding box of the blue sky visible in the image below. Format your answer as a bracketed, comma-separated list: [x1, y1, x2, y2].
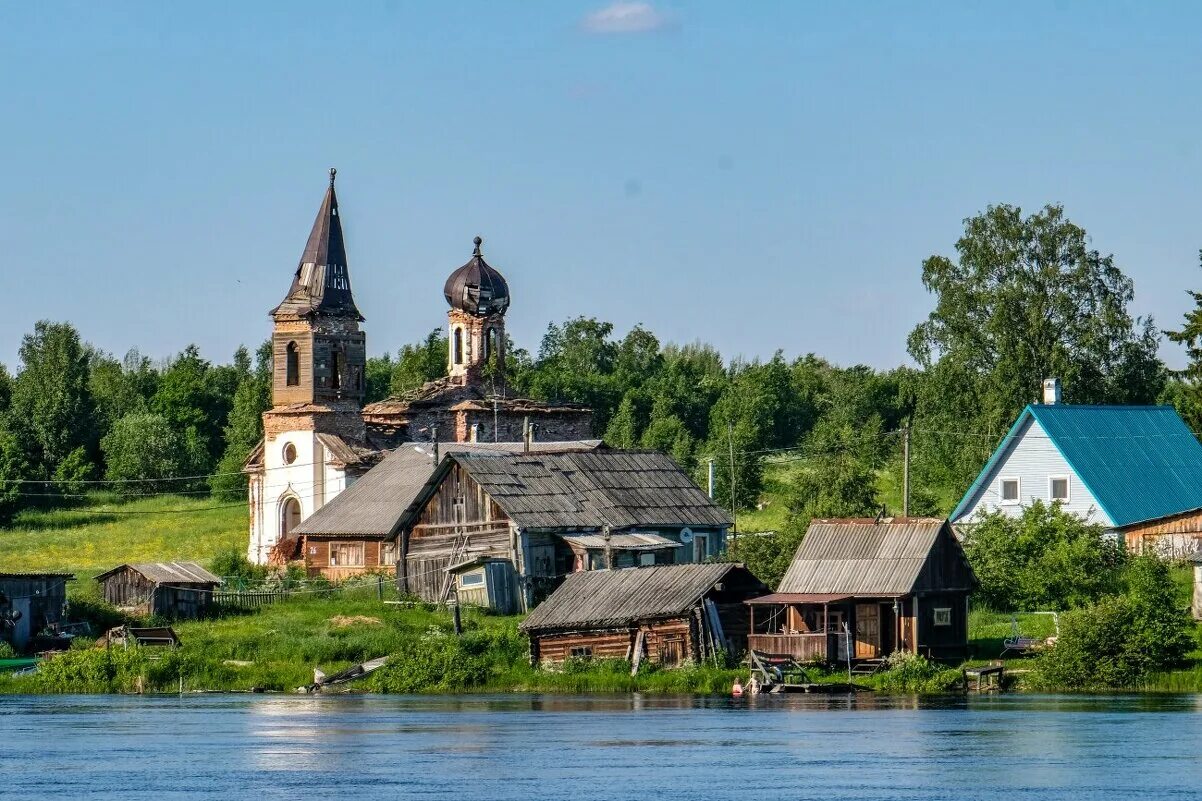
[3, 2, 1201, 370]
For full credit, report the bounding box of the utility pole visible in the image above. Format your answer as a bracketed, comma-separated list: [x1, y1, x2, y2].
[706, 458, 716, 500]
[727, 422, 738, 535]
[902, 426, 911, 517]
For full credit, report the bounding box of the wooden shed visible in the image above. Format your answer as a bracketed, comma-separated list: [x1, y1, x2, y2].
[0, 572, 74, 652]
[95, 562, 222, 619]
[520, 563, 768, 668]
[747, 518, 976, 665]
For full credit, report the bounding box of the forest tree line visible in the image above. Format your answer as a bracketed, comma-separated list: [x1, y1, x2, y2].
[1, 203, 1201, 532]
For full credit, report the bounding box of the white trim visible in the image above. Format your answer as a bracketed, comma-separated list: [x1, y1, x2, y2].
[933, 607, 952, 627]
[999, 476, 1021, 505]
[1049, 474, 1070, 503]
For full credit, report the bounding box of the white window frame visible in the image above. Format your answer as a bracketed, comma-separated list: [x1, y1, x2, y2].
[933, 607, 952, 627]
[1049, 475, 1070, 503]
[459, 571, 484, 587]
[999, 477, 1020, 505]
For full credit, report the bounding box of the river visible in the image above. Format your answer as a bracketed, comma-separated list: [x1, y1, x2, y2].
[2, 693, 1201, 800]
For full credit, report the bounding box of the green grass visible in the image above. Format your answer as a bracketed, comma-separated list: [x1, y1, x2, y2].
[0, 495, 245, 592]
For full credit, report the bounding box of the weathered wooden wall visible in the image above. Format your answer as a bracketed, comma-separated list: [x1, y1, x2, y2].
[532, 617, 695, 667]
[302, 537, 389, 580]
[1123, 510, 1202, 557]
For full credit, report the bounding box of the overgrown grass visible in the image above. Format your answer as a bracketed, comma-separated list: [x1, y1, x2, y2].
[0, 495, 245, 594]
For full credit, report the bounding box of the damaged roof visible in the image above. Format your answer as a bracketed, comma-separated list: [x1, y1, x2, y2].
[421, 450, 733, 531]
[777, 518, 974, 596]
[292, 440, 604, 537]
[96, 562, 223, 586]
[271, 169, 363, 321]
[521, 563, 750, 631]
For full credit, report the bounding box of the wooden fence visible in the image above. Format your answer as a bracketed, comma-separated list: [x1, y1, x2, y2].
[213, 576, 389, 610]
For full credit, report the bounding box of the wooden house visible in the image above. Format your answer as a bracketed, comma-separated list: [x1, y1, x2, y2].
[0, 572, 74, 652]
[520, 563, 768, 668]
[96, 562, 222, 619]
[747, 518, 976, 665]
[282, 439, 603, 580]
[393, 450, 733, 612]
[951, 389, 1202, 555]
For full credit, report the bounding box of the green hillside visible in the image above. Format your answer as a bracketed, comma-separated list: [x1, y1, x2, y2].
[0, 496, 245, 592]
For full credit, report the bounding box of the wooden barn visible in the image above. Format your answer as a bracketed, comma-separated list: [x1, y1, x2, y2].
[96, 562, 222, 619]
[395, 450, 732, 612]
[520, 563, 768, 668]
[747, 518, 976, 665]
[0, 572, 74, 652]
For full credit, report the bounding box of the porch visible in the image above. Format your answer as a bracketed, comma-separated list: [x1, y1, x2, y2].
[746, 592, 912, 664]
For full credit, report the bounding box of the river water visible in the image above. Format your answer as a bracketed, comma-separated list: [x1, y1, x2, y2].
[2, 693, 1201, 800]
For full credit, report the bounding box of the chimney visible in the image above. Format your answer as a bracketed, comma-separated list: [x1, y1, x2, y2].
[1042, 378, 1062, 405]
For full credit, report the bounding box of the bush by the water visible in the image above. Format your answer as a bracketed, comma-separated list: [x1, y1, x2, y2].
[0, 640, 17, 659]
[873, 651, 962, 694]
[1032, 556, 1193, 689]
[963, 502, 1126, 611]
[368, 627, 522, 693]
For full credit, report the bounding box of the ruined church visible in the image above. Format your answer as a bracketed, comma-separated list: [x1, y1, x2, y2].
[245, 171, 592, 564]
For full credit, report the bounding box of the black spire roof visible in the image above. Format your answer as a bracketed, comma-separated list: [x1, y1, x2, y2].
[272, 169, 364, 321]
[443, 236, 510, 317]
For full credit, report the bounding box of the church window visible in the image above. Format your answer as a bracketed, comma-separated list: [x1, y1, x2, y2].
[331, 351, 342, 389]
[453, 328, 464, 365]
[285, 342, 299, 386]
[282, 443, 297, 465]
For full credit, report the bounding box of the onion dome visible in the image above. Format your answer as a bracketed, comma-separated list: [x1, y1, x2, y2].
[443, 236, 510, 317]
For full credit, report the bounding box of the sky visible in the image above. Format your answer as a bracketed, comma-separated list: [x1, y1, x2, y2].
[3, 1, 1202, 371]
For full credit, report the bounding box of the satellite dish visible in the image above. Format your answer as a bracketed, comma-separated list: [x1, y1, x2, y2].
[679, 527, 694, 544]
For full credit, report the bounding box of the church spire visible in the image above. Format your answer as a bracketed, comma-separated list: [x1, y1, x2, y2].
[271, 168, 364, 321]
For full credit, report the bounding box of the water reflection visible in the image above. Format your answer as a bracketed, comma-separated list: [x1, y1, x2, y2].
[3, 693, 1202, 801]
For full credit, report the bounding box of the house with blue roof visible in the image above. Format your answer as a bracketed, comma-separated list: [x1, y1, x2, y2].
[951, 387, 1202, 555]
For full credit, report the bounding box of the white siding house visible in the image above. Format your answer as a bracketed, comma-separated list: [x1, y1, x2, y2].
[952, 413, 1111, 527]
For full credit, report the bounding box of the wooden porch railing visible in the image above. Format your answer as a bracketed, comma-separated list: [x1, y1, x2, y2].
[747, 632, 837, 663]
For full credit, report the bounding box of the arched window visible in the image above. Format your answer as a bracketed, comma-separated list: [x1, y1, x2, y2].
[281, 497, 302, 537]
[285, 342, 299, 386]
[331, 351, 342, 389]
[453, 328, 464, 365]
[485, 328, 498, 361]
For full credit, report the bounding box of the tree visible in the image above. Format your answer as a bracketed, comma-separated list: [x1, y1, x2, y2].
[210, 372, 270, 500]
[908, 204, 1165, 490]
[390, 329, 448, 396]
[151, 345, 226, 472]
[962, 502, 1127, 611]
[365, 354, 395, 403]
[1164, 252, 1202, 432]
[10, 321, 96, 480]
[100, 412, 199, 494]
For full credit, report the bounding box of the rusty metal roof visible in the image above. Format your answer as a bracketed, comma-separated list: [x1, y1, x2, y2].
[778, 518, 973, 596]
[745, 592, 853, 605]
[432, 450, 733, 531]
[444, 236, 510, 317]
[95, 562, 222, 586]
[520, 563, 751, 631]
[292, 440, 604, 537]
[271, 169, 363, 321]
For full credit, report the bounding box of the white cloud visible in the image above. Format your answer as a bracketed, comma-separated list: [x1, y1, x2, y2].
[581, 2, 674, 34]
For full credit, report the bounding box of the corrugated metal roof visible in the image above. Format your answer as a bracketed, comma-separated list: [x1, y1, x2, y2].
[96, 562, 222, 585]
[745, 593, 852, 605]
[952, 404, 1202, 528]
[0, 572, 76, 579]
[293, 440, 604, 536]
[444, 450, 732, 531]
[778, 519, 950, 595]
[520, 563, 742, 631]
[560, 532, 679, 551]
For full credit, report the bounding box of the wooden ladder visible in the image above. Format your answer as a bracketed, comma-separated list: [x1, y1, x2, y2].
[438, 533, 470, 603]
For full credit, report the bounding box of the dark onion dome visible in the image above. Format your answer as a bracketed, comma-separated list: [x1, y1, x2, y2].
[443, 236, 510, 317]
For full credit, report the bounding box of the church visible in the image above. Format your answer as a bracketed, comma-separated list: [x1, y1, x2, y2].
[244, 171, 592, 565]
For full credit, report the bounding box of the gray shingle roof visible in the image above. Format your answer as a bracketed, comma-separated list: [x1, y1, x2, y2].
[520, 563, 743, 631]
[293, 440, 604, 536]
[96, 562, 222, 585]
[444, 450, 732, 531]
[778, 518, 969, 596]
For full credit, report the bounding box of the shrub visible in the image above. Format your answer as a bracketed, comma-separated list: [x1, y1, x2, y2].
[367, 629, 494, 693]
[1032, 556, 1193, 689]
[209, 548, 268, 585]
[0, 640, 17, 659]
[963, 501, 1126, 611]
[874, 651, 961, 694]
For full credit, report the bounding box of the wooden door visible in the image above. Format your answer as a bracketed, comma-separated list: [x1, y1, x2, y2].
[855, 603, 880, 659]
[659, 637, 683, 667]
